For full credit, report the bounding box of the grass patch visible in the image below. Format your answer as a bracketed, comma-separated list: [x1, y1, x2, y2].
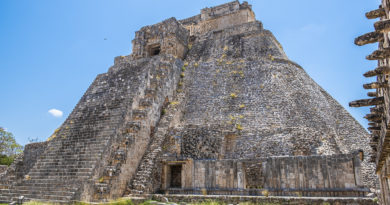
[190, 200, 225, 205]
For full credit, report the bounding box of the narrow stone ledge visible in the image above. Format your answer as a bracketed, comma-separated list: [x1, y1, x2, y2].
[366, 48, 390, 60]
[349, 97, 384, 107]
[355, 31, 383, 46]
[363, 82, 389, 89]
[374, 19, 390, 33]
[366, 7, 386, 19]
[364, 66, 390, 77]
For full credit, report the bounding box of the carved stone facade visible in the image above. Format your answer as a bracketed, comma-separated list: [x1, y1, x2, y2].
[161, 152, 369, 197]
[131, 18, 188, 60]
[351, 0, 390, 204]
[0, 1, 377, 204]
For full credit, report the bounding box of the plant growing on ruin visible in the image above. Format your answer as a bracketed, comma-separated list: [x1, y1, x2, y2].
[182, 66, 186, 72]
[188, 44, 193, 49]
[236, 124, 243, 131]
[223, 45, 228, 51]
[261, 189, 269, 197]
[170, 101, 179, 106]
[161, 109, 167, 116]
[194, 62, 199, 67]
[98, 177, 104, 183]
[180, 72, 185, 78]
[268, 54, 275, 61]
[201, 188, 207, 195]
[184, 62, 188, 67]
[239, 104, 245, 108]
[230, 93, 237, 98]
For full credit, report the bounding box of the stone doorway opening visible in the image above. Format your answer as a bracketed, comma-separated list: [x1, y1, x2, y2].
[148, 44, 161, 56]
[169, 165, 182, 188]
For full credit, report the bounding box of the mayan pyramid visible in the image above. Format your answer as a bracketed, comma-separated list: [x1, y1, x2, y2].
[0, 1, 376, 203]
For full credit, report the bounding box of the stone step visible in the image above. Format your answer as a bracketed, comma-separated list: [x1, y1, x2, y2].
[17, 197, 69, 204]
[38, 155, 101, 160]
[13, 185, 77, 192]
[33, 164, 94, 169]
[139, 98, 153, 108]
[33, 162, 96, 169]
[16, 183, 77, 190]
[49, 139, 109, 145]
[145, 89, 157, 98]
[28, 172, 92, 178]
[22, 176, 90, 183]
[28, 168, 93, 176]
[8, 192, 74, 201]
[132, 109, 149, 119]
[11, 189, 75, 196]
[125, 122, 141, 133]
[34, 158, 100, 163]
[45, 144, 107, 150]
[29, 167, 93, 172]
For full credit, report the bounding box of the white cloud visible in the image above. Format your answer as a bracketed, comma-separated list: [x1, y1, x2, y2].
[48, 109, 63, 118]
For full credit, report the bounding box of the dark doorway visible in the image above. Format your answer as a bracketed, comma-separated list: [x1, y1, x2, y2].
[149, 44, 161, 56]
[170, 165, 182, 188]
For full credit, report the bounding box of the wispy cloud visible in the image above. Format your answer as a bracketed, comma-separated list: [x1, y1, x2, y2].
[48, 109, 63, 118]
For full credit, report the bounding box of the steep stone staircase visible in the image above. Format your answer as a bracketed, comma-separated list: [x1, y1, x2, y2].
[0, 135, 109, 202]
[93, 56, 182, 200]
[128, 63, 188, 194]
[0, 55, 182, 203]
[93, 89, 159, 200]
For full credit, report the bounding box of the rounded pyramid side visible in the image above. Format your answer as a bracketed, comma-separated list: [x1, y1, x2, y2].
[176, 21, 376, 188]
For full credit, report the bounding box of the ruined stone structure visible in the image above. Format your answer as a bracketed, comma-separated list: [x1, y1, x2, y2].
[0, 1, 377, 203]
[350, 0, 390, 204]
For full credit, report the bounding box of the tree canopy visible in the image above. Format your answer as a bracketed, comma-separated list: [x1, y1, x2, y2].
[0, 127, 23, 166]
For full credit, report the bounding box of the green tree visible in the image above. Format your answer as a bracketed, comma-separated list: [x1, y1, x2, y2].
[0, 127, 23, 166]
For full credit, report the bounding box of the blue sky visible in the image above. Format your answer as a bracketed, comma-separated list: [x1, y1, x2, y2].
[0, 0, 379, 145]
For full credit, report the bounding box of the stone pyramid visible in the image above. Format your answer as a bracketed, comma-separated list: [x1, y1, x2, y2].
[0, 1, 376, 203]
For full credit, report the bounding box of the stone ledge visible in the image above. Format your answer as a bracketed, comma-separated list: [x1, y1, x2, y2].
[138, 194, 377, 205]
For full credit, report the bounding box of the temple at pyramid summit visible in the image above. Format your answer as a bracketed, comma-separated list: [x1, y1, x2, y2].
[0, 1, 378, 204]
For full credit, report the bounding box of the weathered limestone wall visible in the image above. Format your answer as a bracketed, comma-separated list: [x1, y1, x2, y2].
[150, 194, 377, 205]
[15, 142, 48, 179]
[131, 18, 188, 60]
[0, 166, 6, 174]
[0, 142, 48, 183]
[164, 16, 376, 188]
[161, 153, 368, 197]
[180, 1, 255, 36]
[176, 1, 377, 189]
